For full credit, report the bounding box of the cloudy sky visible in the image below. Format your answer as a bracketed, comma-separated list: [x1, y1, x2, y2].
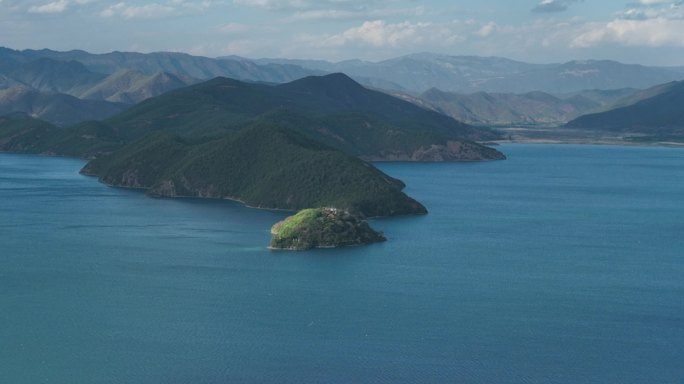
[1, 0, 684, 65]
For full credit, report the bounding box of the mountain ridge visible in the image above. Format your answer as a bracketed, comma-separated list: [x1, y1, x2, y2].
[72, 73, 504, 161]
[253, 53, 684, 93]
[0, 87, 128, 126]
[1, 47, 322, 83]
[566, 80, 684, 136]
[5, 47, 684, 95]
[4, 46, 684, 128]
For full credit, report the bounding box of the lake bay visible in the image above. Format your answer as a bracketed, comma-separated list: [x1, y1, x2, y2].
[1, 144, 683, 383]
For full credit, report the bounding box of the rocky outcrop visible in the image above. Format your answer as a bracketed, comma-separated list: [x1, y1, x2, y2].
[270, 208, 386, 250]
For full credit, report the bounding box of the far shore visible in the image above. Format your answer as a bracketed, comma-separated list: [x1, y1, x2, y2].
[493, 138, 684, 148]
[493, 126, 684, 148]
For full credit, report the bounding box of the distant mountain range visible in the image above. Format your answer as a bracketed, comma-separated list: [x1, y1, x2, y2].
[404, 88, 638, 126]
[0, 47, 321, 84]
[2, 46, 683, 135]
[0, 50, 205, 124]
[566, 80, 684, 138]
[8, 47, 682, 94]
[0, 47, 325, 125]
[4, 46, 684, 99]
[253, 53, 684, 94]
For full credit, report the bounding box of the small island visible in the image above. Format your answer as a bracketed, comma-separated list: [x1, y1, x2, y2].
[270, 208, 386, 250]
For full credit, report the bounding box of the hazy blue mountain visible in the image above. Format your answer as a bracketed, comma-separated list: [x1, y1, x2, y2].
[500, 60, 682, 94]
[79, 69, 197, 104]
[566, 80, 684, 136]
[557, 88, 640, 107]
[415, 87, 638, 125]
[2, 47, 322, 82]
[599, 81, 683, 110]
[0, 87, 128, 126]
[0, 53, 201, 123]
[254, 53, 684, 93]
[1, 56, 106, 95]
[6, 46, 681, 97]
[254, 54, 534, 93]
[0, 54, 196, 101]
[0, 74, 22, 89]
[9, 47, 681, 95]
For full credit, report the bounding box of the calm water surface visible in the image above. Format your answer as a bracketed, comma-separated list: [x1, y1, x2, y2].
[1, 144, 683, 383]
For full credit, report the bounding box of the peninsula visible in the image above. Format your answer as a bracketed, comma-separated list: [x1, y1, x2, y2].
[80, 123, 428, 217]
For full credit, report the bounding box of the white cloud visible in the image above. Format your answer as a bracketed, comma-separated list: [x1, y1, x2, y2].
[172, 0, 217, 11]
[9, 0, 684, 65]
[310, 20, 431, 48]
[532, 0, 582, 13]
[620, 0, 683, 20]
[216, 22, 249, 33]
[293, 18, 550, 58]
[286, 6, 422, 22]
[25, 0, 94, 13]
[233, 0, 319, 11]
[571, 17, 684, 48]
[28, 0, 69, 13]
[288, 9, 361, 21]
[476, 21, 498, 37]
[621, 7, 658, 19]
[233, 0, 393, 12]
[99, 1, 217, 19]
[637, 0, 671, 5]
[100, 2, 177, 19]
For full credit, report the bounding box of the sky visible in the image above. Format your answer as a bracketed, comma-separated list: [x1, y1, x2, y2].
[1, 0, 684, 65]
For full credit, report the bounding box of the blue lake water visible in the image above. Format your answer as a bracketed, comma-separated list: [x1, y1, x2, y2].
[1, 144, 683, 383]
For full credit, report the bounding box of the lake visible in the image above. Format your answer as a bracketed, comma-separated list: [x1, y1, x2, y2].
[1, 144, 683, 383]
